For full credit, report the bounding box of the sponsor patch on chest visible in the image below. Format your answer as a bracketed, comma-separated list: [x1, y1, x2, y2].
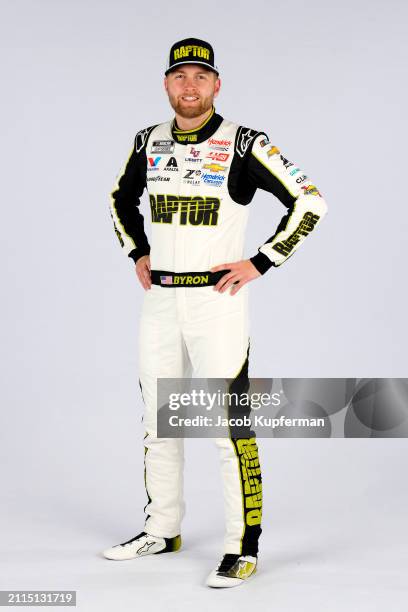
[151, 140, 175, 153]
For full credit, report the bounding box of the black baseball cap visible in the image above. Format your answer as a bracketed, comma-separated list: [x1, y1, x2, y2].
[165, 38, 219, 76]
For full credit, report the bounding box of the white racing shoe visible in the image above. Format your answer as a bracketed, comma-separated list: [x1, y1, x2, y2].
[102, 531, 181, 560]
[206, 553, 257, 588]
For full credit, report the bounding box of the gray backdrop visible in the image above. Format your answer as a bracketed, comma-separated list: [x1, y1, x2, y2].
[1, 0, 407, 610]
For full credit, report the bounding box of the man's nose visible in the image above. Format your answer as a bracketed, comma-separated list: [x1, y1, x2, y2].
[183, 77, 197, 90]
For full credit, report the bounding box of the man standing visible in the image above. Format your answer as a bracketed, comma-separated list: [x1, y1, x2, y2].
[103, 38, 327, 588]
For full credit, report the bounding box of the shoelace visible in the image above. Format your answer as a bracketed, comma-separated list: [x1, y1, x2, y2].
[217, 554, 240, 574]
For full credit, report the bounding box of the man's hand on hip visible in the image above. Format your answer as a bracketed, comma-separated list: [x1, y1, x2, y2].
[136, 255, 151, 290]
[210, 260, 261, 295]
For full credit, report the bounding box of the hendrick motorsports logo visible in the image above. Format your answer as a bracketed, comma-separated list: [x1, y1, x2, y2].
[202, 172, 225, 186]
[208, 137, 231, 151]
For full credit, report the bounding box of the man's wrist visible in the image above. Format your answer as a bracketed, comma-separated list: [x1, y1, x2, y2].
[128, 246, 150, 264]
[250, 252, 275, 275]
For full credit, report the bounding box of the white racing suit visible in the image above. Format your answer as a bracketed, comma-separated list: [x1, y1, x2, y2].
[109, 107, 327, 556]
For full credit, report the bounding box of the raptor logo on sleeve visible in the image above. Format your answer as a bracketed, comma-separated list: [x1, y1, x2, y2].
[272, 212, 320, 257]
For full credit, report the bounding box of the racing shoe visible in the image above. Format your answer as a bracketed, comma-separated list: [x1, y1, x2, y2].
[206, 553, 257, 588]
[102, 531, 181, 560]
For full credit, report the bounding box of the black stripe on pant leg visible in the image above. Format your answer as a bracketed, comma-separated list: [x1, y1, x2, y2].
[143, 436, 153, 523]
[139, 379, 153, 524]
[228, 341, 263, 556]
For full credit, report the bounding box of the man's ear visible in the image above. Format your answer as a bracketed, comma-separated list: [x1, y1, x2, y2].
[214, 77, 221, 98]
[164, 76, 169, 93]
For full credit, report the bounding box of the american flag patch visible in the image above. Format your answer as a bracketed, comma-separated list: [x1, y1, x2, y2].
[160, 275, 173, 285]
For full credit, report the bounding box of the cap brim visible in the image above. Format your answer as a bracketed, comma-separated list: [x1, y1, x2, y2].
[165, 61, 219, 76]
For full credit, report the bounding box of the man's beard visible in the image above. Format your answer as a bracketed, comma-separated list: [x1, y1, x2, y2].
[168, 93, 214, 119]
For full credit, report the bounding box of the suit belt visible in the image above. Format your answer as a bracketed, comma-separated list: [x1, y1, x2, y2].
[150, 269, 230, 287]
